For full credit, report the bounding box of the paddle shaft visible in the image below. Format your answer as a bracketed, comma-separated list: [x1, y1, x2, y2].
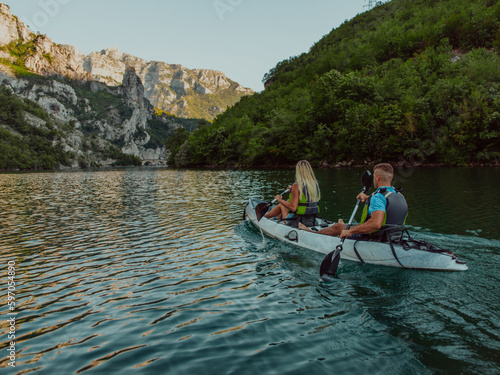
[320, 170, 372, 278]
[329, 196, 363, 261]
[271, 188, 291, 204]
[256, 188, 291, 221]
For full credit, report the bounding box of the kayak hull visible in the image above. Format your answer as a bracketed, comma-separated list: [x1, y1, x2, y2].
[244, 198, 468, 272]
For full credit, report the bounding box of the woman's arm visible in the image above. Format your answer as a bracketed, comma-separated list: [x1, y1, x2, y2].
[275, 183, 299, 213]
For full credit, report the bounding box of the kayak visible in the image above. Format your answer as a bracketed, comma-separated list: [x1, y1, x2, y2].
[244, 197, 468, 272]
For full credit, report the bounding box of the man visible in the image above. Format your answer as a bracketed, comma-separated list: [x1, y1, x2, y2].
[299, 163, 408, 239]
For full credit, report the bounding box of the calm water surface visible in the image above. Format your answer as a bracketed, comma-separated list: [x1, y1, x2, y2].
[0, 167, 498, 374]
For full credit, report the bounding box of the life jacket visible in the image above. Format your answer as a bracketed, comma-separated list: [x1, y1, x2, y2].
[291, 183, 320, 215]
[360, 187, 408, 230]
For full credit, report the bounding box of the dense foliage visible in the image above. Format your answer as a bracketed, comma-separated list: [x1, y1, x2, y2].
[172, 0, 500, 167]
[0, 86, 73, 170]
[147, 112, 205, 149]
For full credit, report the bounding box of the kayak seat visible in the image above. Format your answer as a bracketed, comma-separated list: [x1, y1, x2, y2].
[315, 217, 333, 227]
[372, 225, 406, 243]
[284, 214, 317, 228]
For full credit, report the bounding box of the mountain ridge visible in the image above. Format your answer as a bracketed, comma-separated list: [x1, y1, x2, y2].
[0, 2, 253, 121]
[83, 46, 254, 120]
[0, 2, 212, 170]
[169, 0, 500, 168]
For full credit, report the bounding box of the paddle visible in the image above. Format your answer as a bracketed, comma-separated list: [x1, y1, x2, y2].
[255, 188, 290, 221]
[319, 170, 373, 279]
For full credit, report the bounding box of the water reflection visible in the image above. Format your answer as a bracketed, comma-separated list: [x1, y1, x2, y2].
[0, 167, 497, 374]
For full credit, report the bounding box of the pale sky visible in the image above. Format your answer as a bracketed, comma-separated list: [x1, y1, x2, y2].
[4, 0, 373, 91]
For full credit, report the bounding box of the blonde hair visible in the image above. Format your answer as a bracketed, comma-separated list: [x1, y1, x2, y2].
[296, 160, 320, 202]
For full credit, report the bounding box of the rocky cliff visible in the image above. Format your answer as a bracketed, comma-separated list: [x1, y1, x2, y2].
[84, 48, 254, 120]
[0, 3, 91, 81]
[0, 3, 30, 45]
[0, 65, 180, 168]
[0, 3, 195, 168]
[0, 2, 253, 121]
[0, 2, 245, 169]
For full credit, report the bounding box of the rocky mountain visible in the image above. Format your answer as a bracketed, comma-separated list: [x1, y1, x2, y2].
[0, 3, 91, 81]
[0, 3, 28, 44]
[0, 2, 206, 169]
[84, 48, 254, 120]
[0, 63, 184, 168]
[0, 3, 253, 121]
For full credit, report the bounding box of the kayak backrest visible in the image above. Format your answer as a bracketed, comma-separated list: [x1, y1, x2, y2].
[371, 224, 406, 243]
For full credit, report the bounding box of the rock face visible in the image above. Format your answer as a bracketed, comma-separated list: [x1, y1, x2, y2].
[0, 3, 30, 45]
[0, 1, 254, 168]
[83, 48, 254, 120]
[0, 66, 173, 166]
[0, 4, 91, 81]
[0, 3, 253, 120]
[24, 37, 92, 81]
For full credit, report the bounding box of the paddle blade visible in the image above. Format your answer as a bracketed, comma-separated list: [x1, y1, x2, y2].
[320, 250, 341, 278]
[255, 202, 271, 221]
[361, 170, 373, 192]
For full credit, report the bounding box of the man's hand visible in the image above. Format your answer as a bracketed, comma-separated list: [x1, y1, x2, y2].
[340, 229, 352, 239]
[356, 192, 370, 202]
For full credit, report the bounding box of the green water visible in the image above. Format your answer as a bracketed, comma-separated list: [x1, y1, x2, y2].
[0, 167, 498, 374]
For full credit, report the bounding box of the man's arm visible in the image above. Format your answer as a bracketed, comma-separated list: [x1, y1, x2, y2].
[340, 210, 385, 238]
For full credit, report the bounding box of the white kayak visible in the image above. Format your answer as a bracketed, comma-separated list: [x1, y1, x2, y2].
[244, 197, 468, 272]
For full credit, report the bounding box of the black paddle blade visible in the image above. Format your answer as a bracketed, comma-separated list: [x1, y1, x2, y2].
[255, 202, 271, 221]
[361, 170, 373, 192]
[320, 250, 341, 278]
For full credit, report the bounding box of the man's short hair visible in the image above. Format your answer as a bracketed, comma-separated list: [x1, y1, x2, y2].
[374, 163, 394, 181]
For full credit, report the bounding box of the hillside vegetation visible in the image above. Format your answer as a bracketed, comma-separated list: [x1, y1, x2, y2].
[0, 83, 144, 170]
[170, 0, 500, 167]
[0, 85, 72, 170]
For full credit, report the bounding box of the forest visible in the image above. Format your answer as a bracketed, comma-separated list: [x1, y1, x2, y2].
[167, 0, 500, 168]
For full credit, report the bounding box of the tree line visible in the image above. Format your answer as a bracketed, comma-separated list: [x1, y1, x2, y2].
[166, 0, 500, 168]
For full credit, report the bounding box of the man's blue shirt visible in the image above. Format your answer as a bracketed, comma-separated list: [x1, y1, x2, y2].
[368, 186, 397, 216]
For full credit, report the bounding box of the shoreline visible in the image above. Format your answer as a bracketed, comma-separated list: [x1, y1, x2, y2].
[1, 161, 499, 173]
[184, 161, 500, 170]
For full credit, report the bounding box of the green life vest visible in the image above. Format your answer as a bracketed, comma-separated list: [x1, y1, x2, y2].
[293, 184, 320, 215]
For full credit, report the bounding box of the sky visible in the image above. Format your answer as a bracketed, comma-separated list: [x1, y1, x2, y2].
[4, 0, 372, 92]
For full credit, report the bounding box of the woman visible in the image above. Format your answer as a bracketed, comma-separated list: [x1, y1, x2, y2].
[264, 160, 321, 227]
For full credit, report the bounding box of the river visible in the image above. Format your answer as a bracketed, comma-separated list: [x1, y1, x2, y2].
[0, 167, 498, 374]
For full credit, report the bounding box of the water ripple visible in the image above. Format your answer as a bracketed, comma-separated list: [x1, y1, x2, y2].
[0, 168, 498, 374]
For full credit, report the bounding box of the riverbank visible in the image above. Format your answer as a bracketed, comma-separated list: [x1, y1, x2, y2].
[179, 160, 500, 170]
[1, 159, 499, 173]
